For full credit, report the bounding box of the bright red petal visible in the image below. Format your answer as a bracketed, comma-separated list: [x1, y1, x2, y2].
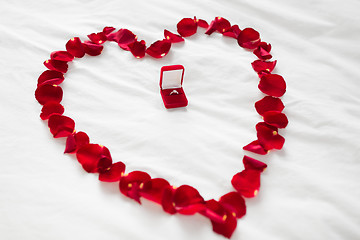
[107, 29, 137, 50]
[37, 70, 64, 86]
[50, 51, 74, 62]
[76, 144, 112, 173]
[258, 74, 286, 97]
[223, 25, 241, 39]
[215, 17, 231, 33]
[254, 42, 272, 60]
[177, 18, 197, 37]
[242, 155, 267, 172]
[231, 169, 261, 198]
[82, 41, 104, 56]
[40, 102, 64, 120]
[256, 122, 285, 150]
[65, 37, 85, 58]
[255, 96, 285, 116]
[201, 199, 227, 223]
[87, 32, 107, 44]
[48, 115, 75, 138]
[263, 111, 288, 128]
[146, 39, 171, 58]
[119, 171, 151, 204]
[140, 178, 170, 204]
[196, 19, 209, 28]
[173, 185, 205, 215]
[103, 26, 116, 35]
[128, 40, 146, 59]
[164, 29, 184, 43]
[237, 28, 261, 49]
[211, 212, 237, 239]
[205, 20, 217, 35]
[65, 131, 90, 153]
[161, 186, 177, 214]
[243, 140, 268, 155]
[251, 60, 277, 73]
[99, 161, 126, 182]
[44, 59, 68, 73]
[219, 192, 246, 219]
[35, 84, 63, 105]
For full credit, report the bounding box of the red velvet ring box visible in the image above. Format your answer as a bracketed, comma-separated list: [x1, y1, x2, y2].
[160, 65, 188, 109]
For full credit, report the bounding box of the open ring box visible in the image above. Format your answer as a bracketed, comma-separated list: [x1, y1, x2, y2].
[160, 65, 188, 109]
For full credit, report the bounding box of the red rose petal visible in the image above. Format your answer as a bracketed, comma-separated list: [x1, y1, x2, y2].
[140, 178, 170, 204]
[99, 161, 126, 182]
[258, 74, 286, 97]
[107, 29, 137, 50]
[40, 102, 64, 120]
[43, 59, 68, 73]
[219, 192, 246, 219]
[119, 171, 151, 204]
[196, 18, 209, 28]
[164, 29, 184, 43]
[223, 25, 241, 39]
[215, 17, 231, 33]
[65, 37, 85, 58]
[82, 41, 104, 56]
[87, 32, 107, 44]
[256, 122, 285, 150]
[146, 39, 171, 58]
[128, 40, 146, 59]
[48, 115, 75, 138]
[177, 18, 197, 37]
[242, 155, 267, 172]
[173, 185, 205, 215]
[201, 199, 227, 223]
[243, 140, 268, 155]
[102, 26, 116, 35]
[231, 169, 261, 198]
[211, 212, 237, 239]
[254, 42, 272, 60]
[255, 96, 285, 116]
[205, 20, 217, 35]
[76, 144, 112, 173]
[251, 60, 277, 73]
[97, 157, 113, 173]
[237, 28, 261, 49]
[263, 111, 289, 128]
[50, 51, 74, 62]
[64, 131, 90, 153]
[37, 70, 64, 87]
[161, 186, 177, 214]
[35, 84, 63, 105]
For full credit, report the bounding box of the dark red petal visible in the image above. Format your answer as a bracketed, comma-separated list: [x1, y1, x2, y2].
[140, 178, 170, 204]
[82, 41, 104, 56]
[177, 18, 197, 37]
[87, 32, 107, 44]
[211, 213, 237, 239]
[50, 51, 74, 62]
[76, 144, 112, 173]
[146, 39, 171, 58]
[242, 155, 267, 172]
[263, 111, 289, 128]
[35, 84, 63, 105]
[65, 37, 85, 58]
[256, 122, 285, 150]
[44, 59, 68, 73]
[237, 28, 261, 49]
[223, 25, 241, 39]
[255, 96, 284, 116]
[205, 20, 217, 35]
[99, 162, 126, 182]
[251, 60, 277, 73]
[164, 29, 184, 43]
[243, 140, 268, 155]
[37, 70, 64, 87]
[161, 186, 177, 214]
[103, 26, 116, 35]
[254, 42, 272, 60]
[258, 74, 286, 97]
[65, 131, 90, 153]
[48, 115, 75, 138]
[119, 171, 151, 204]
[215, 17, 231, 33]
[201, 199, 227, 223]
[128, 40, 146, 59]
[196, 19, 209, 28]
[64, 133, 76, 154]
[107, 29, 136, 50]
[219, 192, 246, 219]
[40, 102, 64, 120]
[231, 169, 261, 198]
[173, 185, 205, 215]
[97, 157, 113, 173]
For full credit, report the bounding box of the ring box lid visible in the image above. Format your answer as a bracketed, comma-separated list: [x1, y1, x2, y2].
[160, 65, 185, 90]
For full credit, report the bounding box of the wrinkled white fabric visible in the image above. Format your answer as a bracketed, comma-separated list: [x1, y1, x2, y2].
[0, 0, 359, 239]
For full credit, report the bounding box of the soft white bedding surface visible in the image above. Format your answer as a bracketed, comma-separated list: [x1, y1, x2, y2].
[1, 1, 360, 239]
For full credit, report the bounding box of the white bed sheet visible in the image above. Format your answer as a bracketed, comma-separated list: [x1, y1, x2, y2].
[1, 0, 360, 239]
